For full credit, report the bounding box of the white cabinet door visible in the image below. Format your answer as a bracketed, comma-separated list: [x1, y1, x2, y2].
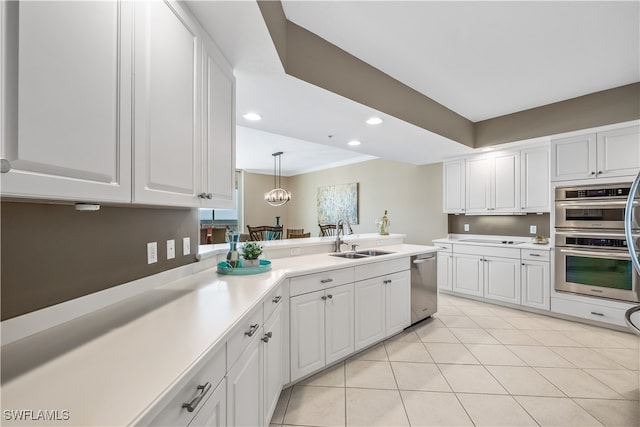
[385, 270, 411, 337]
[354, 278, 386, 351]
[263, 304, 283, 426]
[443, 160, 465, 213]
[551, 134, 597, 181]
[325, 283, 355, 365]
[189, 379, 226, 427]
[1, 1, 132, 203]
[465, 157, 491, 213]
[521, 261, 550, 310]
[437, 253, 453, 291]
[483, 256, 520, 304]
[492, 152, 520, 212]
[521, 146, 550, 213]
[596, 126, 640, 179]
[227, 330, 263, 427]
[201, 39, 235, 209]
[453, 255, 483, 297]
[290, 290, 325, 382]
[133, 0, 200, 207]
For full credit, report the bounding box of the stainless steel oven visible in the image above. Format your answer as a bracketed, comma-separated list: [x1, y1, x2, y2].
[555, 230, 640, 302]
[555, 184, 640, 229]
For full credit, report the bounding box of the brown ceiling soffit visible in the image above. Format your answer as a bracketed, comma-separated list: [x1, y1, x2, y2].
[257, 1, 640, 149]
[256, 0, 475, 148]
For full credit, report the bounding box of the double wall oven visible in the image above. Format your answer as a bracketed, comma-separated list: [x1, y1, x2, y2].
[555, 183, 640, 303]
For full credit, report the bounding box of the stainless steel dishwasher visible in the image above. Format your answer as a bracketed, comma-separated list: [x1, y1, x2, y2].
[410, 253, 438, 324]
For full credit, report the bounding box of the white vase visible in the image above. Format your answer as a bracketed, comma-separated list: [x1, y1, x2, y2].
[243, 259, 260, 267]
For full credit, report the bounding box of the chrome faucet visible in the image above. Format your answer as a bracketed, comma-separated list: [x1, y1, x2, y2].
[334, 217, 353, 252]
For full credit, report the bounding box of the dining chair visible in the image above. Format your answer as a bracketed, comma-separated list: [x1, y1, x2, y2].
[246, 225, 266, 241]
[286, 228, 304, 239]
[289, 232, 311, 239]
[264, 225, 283, 240]
[319, 224, 343, 237]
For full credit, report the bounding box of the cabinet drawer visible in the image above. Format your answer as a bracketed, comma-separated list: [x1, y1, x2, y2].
[354, 258, 410, 281]
[264, 282, 285, 322]
[521, 249, 550, 262]
[290, 267, 353, 297]
[454, 244, 520, 259]
[551, 297, 627, 327]
[150, 346, 225, 426]
[434, 242, 452, 252]
[227, 305, 264, 369]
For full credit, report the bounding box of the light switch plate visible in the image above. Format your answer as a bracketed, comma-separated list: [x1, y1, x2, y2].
[464, 224, 470, 232]
[530, 225, 537, 234]
[167, 239, 175, 260]
[183, 237, 191, 255]
[147, 242, 158, 264]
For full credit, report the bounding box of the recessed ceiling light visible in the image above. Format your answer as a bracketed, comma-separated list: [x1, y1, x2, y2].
[348, 140, 361, 146]
[366, 117, 382, 125]
[242, 112, 262, 121]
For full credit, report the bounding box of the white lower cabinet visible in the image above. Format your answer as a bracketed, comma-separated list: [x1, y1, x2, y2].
[227, 328, 263, 427]
[452, 254, 483, 297]
[263, 303, 284, 426]
[290, 283, 354, 382]
[521, 261, 550, 310]
[483, 256, 521, 305]
[436, 244, 453, 291]
[354, 278, 386, 351]
[384, 270, 411, 336]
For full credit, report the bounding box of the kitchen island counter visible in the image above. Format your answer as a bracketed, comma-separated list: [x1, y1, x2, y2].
[1, 242, 436, 426]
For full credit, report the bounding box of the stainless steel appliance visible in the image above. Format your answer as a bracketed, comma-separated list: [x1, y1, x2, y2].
[555, 183, 639, 229]
[555, 182, 640, 303]
[554, 230, 640, 302]
[624, 172, 640, 335]
[410, 253, 437, 324]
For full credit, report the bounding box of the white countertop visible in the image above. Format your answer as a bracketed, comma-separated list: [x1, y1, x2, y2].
[433, 234, 553, 251]
[1, 243, 436, 426]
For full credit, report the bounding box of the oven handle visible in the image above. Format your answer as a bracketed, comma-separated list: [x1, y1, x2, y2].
[558, 200, 638, 207]
[559, 248, 631, 260]
[554, 230, 638, 238]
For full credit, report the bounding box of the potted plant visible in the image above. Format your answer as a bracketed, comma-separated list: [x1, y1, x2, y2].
[239, 242, 263, 267]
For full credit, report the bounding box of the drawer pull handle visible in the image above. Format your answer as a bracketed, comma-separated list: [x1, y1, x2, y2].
[182, 382, 211, 412]
[244, 324, 259, 337]
[590, 311, 604, 317]
[529, 253, 542, 257]
[320, 278, 333, 284]
[383, 279, 392, 284]
[262, 331, 273, 343]
[272, 295, 282, 304]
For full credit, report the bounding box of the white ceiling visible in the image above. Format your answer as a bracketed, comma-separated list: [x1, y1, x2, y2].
[187, 1, 639, 176]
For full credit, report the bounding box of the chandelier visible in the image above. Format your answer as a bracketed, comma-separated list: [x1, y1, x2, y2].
[264, 151, 291, 206]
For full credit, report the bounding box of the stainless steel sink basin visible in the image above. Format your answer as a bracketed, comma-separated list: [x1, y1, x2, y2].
[355, 250, 394, 256]
[330, 252, 370, 259]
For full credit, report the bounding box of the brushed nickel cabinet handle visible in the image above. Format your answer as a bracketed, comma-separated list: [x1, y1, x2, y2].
[244, 324, 259, 337]
[182, 382, 211, 412]
[272, 295, 282, 304]
[590, 311, 604, 316]
[320, 278, 333, 284]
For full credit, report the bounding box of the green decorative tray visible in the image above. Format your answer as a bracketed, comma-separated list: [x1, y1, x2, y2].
[217, 259, 271, 275]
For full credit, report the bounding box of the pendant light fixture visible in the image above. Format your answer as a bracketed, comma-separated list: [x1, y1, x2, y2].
[264, 151, 291, 206]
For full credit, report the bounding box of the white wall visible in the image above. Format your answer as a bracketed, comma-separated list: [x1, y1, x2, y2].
[242, 159, 445, 244]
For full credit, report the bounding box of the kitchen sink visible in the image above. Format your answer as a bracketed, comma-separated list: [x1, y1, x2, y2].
[355, 250, 394, 256]
[330, 252, 370, 259]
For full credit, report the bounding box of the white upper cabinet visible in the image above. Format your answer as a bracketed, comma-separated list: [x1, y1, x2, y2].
[520, 146, 550, 212]
[596, 126, 640, 179]
[465, 152, 519, 214]
[551, 126, 640, 181]
[1, 0, 236, 208]
[133, 0, 201, 207]
[1, 1, 132, 203]
[443, 160, 465, 213]
[201, 38, 235, 209]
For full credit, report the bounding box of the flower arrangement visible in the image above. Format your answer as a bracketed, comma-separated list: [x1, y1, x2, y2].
[239, 242, 263, 266]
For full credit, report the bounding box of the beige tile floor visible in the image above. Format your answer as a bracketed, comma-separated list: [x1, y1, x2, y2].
[270, 293, 640, 427]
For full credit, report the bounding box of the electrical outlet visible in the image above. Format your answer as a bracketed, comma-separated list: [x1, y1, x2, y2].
[530, 225, 537, 234]
[464, 224, 470, 232]
[183, 237, 191, 255]
[290, 247, 301, 256]
[167, 239, 175, 260]
[147, 242, 158, 264]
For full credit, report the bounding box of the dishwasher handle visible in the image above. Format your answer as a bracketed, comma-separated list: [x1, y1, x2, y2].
[413, 255, 436, 264]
